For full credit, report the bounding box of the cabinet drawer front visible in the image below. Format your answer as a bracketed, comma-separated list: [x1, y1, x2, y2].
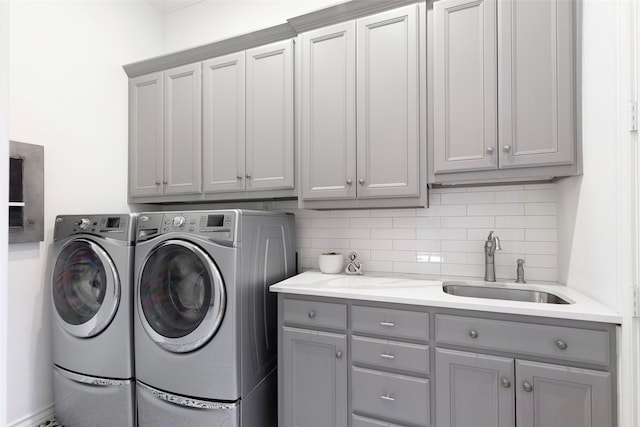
[282, 299, 347, 330]
[435, 314, 610, 365]
[352, 335, 429, 375]
[352, 414, 405, 427]
[352, 367, 429, 426]
[352, 306, 429, 341]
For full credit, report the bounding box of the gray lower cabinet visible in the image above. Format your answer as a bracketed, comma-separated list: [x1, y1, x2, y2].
[281, 326, 347, 427]
[435, 348, 514, 427]
[431, 0, 579, 184]
[277, 295, 616, 427]
[298, 3, 427, 209]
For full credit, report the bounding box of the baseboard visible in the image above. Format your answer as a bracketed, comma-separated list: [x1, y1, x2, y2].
[7, 405, 55, 427]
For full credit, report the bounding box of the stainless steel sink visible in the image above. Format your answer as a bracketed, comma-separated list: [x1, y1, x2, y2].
[442, 281, 571, 304]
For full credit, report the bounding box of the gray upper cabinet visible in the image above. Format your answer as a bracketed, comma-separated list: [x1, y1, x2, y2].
[281, 326, 348, 427]
[516, 360, 612, 427]
[129, 64, 202, 199]
[433, 0, 497, 173]
[163, 63, 202, 195]
[129, 72, 163, 198]
[299, 3, 427, 209]
[246, 40, 295, 192]
[299, 21, 357, 201]
[431, 0, 579, 183]
[436, 348, 514, 427]
[202, 52, 246, 194]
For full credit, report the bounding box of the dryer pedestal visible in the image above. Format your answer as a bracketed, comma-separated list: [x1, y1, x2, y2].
[54, 366, 135, 427]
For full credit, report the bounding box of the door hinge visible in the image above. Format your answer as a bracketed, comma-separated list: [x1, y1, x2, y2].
[631, 286, 640, 317]
[629, 101, 638, 132]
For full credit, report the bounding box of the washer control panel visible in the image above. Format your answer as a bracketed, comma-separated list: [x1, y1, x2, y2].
[135, 211, 238, 243]
[53, 214, 135, 242]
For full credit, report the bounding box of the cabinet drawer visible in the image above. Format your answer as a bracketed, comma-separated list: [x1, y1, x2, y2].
[435, 314, 610, 365]
[282, 298, 347, 330]
[352, 306, 429, 341]
[352, 367, 429, 426]
[352, 336, 429, 375]
[352, 414, 405, 427]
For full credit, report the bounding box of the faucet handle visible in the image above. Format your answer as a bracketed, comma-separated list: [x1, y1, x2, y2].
[494, 235, 502, 251]
[487, 231, 502, 251]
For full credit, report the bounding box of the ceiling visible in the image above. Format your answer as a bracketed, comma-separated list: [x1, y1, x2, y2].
[145, 0, 205, 14]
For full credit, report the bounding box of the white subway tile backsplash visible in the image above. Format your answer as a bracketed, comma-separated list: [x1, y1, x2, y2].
[393, 239, 440, 251]
[467, 203, 525, 216]
[291, 183, 558, 281]
[371, 228, 416, 239]
[441, 216, 494, 229]
[350, 217, 393, 228]
[441, 191, 495, 205]
[525, 202, 557, 216]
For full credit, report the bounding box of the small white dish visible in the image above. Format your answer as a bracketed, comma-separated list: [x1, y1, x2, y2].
[318, 253, 345, 274]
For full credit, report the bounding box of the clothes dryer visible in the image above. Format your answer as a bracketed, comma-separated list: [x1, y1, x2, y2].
[134, 210, 295, 427]
[49, 214, 137, 427]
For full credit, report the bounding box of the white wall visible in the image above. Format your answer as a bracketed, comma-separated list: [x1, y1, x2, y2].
[163, 0, 341, 52]
[6, 1, 163, 425]
[1, 1, 10, 425]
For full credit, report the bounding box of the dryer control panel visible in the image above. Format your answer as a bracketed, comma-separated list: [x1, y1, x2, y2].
[136, 210, 238, 243]
[53, 214, 136, 243]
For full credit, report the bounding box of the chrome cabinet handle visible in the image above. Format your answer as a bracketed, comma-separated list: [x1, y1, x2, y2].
[380, 353, 395, 360]
[162, 181, 168, 185]
[486, 146, 494, 154]
[236, 175, 243, 180]
[358, 178, 365, 185]
[501, 378, 511, 388]
[155, 181, 161, 186]
[308, 311, 315, 319]
[336, 351, 343, 359]
[245, 174, 252, 180]
[346, 179, 352, 185]
[523, 381, 533, 393]
[469, 329, 479, 339]
[556, 340, 568, 350]
[380, 321, 395, 327]
[503, 145, 512, 152]
[380, 394, 395, 402]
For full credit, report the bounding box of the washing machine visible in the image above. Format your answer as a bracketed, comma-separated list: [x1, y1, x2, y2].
[49, 214, 137, 427]
[134, 209, 295, 427]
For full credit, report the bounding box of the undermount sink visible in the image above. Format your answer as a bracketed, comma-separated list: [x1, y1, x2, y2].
[442, 281, 572, 304]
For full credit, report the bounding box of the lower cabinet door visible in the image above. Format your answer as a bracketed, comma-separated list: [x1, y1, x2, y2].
[435, 348, 515, 427]
[515, 360, 612, 427]
[281, 326, 348, 427]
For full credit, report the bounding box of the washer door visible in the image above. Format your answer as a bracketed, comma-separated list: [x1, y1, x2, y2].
[138, 240, 226, 353]
[52, 238, 120, 338]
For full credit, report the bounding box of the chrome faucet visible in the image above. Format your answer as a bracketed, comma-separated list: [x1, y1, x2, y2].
[484, 231, 502, 282]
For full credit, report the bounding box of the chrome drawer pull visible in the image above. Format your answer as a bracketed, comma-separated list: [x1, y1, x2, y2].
[523, 381, 533, 393]
[501, 378, 511, 388]
[336, 351, 343, 359]
[308, 310, 316, 319]
[556, 340, 568, 350]
[380, 353, 395, 360]
[380, 394, 395, 402]
[469, 329, 479, 339]
[380, 321, 395, 327]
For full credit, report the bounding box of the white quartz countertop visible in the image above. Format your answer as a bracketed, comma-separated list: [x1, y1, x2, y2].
[270, 271, 622, 324]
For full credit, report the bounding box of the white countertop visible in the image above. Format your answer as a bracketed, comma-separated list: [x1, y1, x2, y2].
[270, 271, 622, 324]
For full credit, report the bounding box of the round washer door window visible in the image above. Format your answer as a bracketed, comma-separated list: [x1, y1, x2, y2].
[138, 240, 226, 353]
[52, 239, 120, 338]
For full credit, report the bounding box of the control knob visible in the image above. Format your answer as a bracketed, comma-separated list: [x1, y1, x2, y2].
[173, 216, 186, 227]
[78, 218, 91, 230]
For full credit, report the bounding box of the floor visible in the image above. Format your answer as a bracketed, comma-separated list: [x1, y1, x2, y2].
[37, 418, 62, 427]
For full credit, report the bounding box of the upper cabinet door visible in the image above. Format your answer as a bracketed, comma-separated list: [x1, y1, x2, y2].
[516, 360, 612, 427]
[433, 0, 498, 173]
[300, 22, 357, 201]
[498, 0, 575, 168]
[163, 63, 202, 195]
[356, 5, 420, 199]
[129, 72, 164, 198]
[246, 40, 294, 192]
[202, 52, 246, 193]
